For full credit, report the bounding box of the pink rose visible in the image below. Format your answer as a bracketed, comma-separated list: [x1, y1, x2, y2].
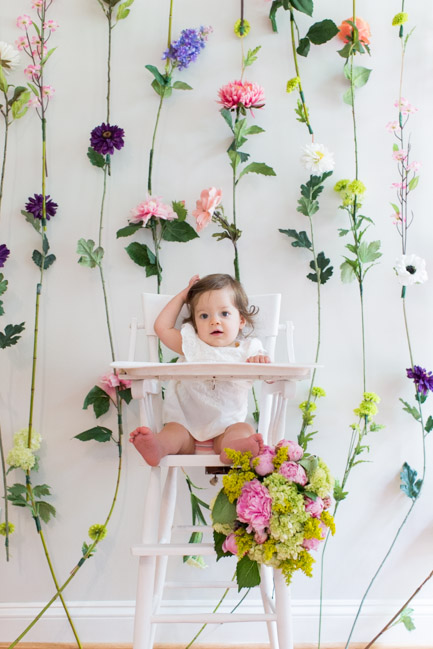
[217, 80, 265, 111]
[130, 194, 176, 227]
[304, 496, 324, 518]
[338, 17, 371, 45]
[276, 439, 304, 461]
[100, 372, 131, 401]
[236, 479, 272, 533]
[191, 187, 222, 232]
[253, 445, 275, 476]
[222, 533, 238, 555]
[279, 461, 308, 486]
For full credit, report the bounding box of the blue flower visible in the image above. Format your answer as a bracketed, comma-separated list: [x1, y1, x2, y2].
[162, 26, 211, 71]
[406, 365, 433, 395]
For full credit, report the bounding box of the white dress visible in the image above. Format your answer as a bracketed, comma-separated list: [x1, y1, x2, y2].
[163, 323, 266, 441]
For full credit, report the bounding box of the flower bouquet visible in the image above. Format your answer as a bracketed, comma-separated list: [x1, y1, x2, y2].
[211, 440, 335, 590]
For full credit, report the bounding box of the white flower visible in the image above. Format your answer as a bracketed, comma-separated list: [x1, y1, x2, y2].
[394, 254, 428, 286]
[300, 143, 335, 174]
[0, 41, 20, 74]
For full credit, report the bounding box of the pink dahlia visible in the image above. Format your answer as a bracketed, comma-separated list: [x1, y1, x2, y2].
[338, 17, 371, 45]
[236, 479, 272, 534]
[279, 461, 308, 486]
[192, 187, 222, 232]
[130, 194, 176, 227]
[100, 372, 131, 401]
[218, 80, 265, 111]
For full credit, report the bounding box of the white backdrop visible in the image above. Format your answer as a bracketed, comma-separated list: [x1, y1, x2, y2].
[1, 0, 433, 644]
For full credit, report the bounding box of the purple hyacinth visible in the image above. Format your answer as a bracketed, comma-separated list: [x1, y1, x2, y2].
[162, 26, 212, 71]
[0, 244, 10, 268]
[25, 194, 58, 221]
[90, 123, 125, 156]
[406, 365, 433, 395]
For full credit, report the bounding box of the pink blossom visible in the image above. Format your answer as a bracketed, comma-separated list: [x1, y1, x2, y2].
[279, 461, 308, 486]
[253, 445, 275, 476]
[391, 181, 407, 190]
[17, 15, 33, 30]
[15, 36, 28, 51]
[32, 0, 44, 8]
[192, 187, 222, 232]
[394, 97, 418, 115]
[129, 194, 176, 227]
[24, 64, 41, 79]
[222, 533, 238, 555]
[31, 35, 47, 58]
[386, 121, 399, 133]
[392, 149, 407, 162]
[304, 496, 324, 518]
[217, 80, 265, 111]
[42, 85, 55, 97]
[407, 161, 421, 172]
[338, 17, 371, 45]
[100, 372, 132, 401]
[28, 95, 41, 108]
[44, 20, 59, 31]
[276, 439, 304, 461]
[236, 479, 272, 534]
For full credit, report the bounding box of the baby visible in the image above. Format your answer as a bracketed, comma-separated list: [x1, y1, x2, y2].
[129, 273, 270, 465]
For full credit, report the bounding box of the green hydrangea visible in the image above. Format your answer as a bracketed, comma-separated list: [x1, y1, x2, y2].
[354, 401, 378, 418]
[286, 77, 300, 93]
[334, 179, 350, 192]
[6, 446, 36, 471]
[347, 180, 366, 195]
[0, 522, 15, 536]
[311, 386, 326, 398]
[307, 458, 334, 499]
[88, 524, 107, 541]
[363, 392, 380, 403]
[392, 12, 408, 26]
[213, 521, 235, 536]
[13, 428, 41, 451]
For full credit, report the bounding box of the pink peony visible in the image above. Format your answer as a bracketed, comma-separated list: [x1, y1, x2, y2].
[276, 439, 304, 461]
[100, 372, 131, 401]
[222, 533, 238, 555]
[191, 187, 222, 232]
[254, 529, 268, 544]
[304, 496, 324, 518]
[253, 445, 276, 476]
[279, 461, 308, 486]
[338, 17, 371, 45]
[217, 80, 265, 111]
[236, 479, 272, 533]
[130, 194, 176, 227]
[302, 537, 321, 551]
[322, 496, 332, 510]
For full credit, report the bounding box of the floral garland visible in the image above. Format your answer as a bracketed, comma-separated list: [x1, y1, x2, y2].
[211, 441, 334, 590]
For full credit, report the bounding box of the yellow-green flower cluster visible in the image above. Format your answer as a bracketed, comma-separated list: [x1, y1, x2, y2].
[353, 392, 380, 420]
[0, 522, 15, 536]
[311, 386, 326, 398]
[320, 510, 336, 535]
[286, 77, 300, 93]
[13, 428, 41, 451]
[334, 178, 367, 207]
[234, 19, 250, 37]
[222, 468, 255, 503]
[280, 550, 314, 585]
[88, 524, 107, 541]
[392, 12, 408, 26]
[6, 427, 42, 472]
[264, 473, 304, 516]
[234, 528, 255, 557]
[272, 445, 289, 470]
[303, 517, 324, 541]
[307, 458, 334, 499]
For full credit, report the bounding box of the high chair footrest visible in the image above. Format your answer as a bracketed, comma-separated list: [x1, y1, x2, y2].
[151, 612, 277, 624]
[132, 543, 215, 556]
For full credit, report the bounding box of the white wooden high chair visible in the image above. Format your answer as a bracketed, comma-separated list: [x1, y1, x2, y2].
[112, 292, 314, 649]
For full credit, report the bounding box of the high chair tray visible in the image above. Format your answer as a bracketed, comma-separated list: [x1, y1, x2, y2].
[111, 361, 316, 382]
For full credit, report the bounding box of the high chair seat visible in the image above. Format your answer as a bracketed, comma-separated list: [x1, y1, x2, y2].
[114, 292, 315, 649]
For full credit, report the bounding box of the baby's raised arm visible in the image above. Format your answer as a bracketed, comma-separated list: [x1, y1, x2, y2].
[154, 275, 199, 354]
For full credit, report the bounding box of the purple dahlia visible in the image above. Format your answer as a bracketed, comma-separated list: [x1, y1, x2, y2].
[0, 243, 10, 268]
[25, 194, 58, 221]
[406, 365, 433, 396]
[90, 122, 125, 156]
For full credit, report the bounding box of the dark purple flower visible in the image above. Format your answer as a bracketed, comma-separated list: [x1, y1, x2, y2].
[25, 194, 58, 221]
[0, 244, 10, 268]
[406, 365, 433, 395]
[90, 123, 125, 155]
[162, 26, 211, 71]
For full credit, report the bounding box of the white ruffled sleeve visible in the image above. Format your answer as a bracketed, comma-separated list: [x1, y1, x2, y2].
[241, 336, 268, 360]
[180, 323, 201, 361]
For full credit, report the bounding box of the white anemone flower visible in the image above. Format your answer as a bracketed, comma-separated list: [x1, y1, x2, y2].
[300, 143, 335, 174]
[394, 254, 428, 286]
[0, 41, 20, 74]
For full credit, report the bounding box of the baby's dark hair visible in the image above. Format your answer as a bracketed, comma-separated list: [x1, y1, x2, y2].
[184, 273, 258, 331]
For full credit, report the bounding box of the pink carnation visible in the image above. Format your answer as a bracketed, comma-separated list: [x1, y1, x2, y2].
[304, 496, 324, 518]
[218, 80, 265, 111]
[338, 17, 371, 45]
[236, 479, 272, 533]
[222, 533, 238, 555]
[276, 439, 304, 461]
[253, 445, 275, 476]
[100, 372, 131, 401]
[130, 194, 176, 227]
[192, 187, 222, 232]
[279, 461, 308, 486]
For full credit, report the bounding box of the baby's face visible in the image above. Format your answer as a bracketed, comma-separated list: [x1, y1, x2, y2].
[193, 288, 245, 347]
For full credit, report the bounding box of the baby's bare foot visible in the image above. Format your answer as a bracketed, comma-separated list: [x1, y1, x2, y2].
[220, 433, 263, 465]
[129, 427, 164, 466]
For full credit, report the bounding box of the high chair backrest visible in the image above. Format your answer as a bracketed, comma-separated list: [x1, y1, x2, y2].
[140, 293, 282, 362]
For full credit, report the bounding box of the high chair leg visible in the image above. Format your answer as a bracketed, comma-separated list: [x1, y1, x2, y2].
[260, 565, 278, 649]
[274, 568, 294, 649]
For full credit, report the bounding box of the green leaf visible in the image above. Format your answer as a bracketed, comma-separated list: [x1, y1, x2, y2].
[11, 89, 30, 119]
[116, 0, 134, 20]
[297, 196, 319, 217]
[291, 0, 313, 16]
[269, 0, 283, 33]
[279, 228, 312, 250]
[151, 79, 172, 98]
[145, 64, 167, 86]
[36, 501, 56, 524]
[32, 484, 52, 498]
[87, 147, 106, 168]
[116, 223, 143, 238]
[340, 260, 357, 283]
[425, 415, 433, 434]
[299, 455, 319, 475]
[245, 125, 265, 136]
[125, 242, 158, 277]
[83, 385, 111, 418]
[400, 462, 422, 500]
[220, 107, 234, 131]
[344, 64, 372, 89]
[32, 250, 56, 270]
[238, 162, 276, 182]
[307, 252, 333, 285]
[77, 239, 104, 268]
[211, 490, 237, 525]
[8, 483, 27, 499]
[0, 323, 25, 349]
[343, 88, 355, 106]
[333, 479, 348, 502]
[243, 46, 261, 68]
[399, 398, 421, 421]
[119, 387, 132, 404]
[307, 19, 339, 44]
[408, 176, 419, 191]
[357, 240, 382, 264]
[161, 220, 198, 243]
[74, 426, 113, 443]
[393, 607, 415, 631]
[213, 530, 232, 560]
[172, 200, 188, 221]
[172, 80, 193, 90]
[23, 210, 41, 232]
[82, 541, 96, 558]
[0, 67, 8, 93]
[297, 37, 311, 57]
[0, 275, 7, 297]
[236, 555, 261, 591]
[390, 202, 400, 214]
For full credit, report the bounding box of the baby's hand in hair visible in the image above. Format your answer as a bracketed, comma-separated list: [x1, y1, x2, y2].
[246, 354, 271, 364]
[180, 275, 200, 301]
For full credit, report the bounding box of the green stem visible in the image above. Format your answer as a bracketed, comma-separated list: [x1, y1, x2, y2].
[0, 423, 10, 560]
[359, 280, 366, 391]
[184, 584, 231, 649]
[106, 8, 112, 123]
[148, 94, 164, 194]
[0, 106, 9, 219]
[289, 10, 313, 136]
[232, 161, 240, 282]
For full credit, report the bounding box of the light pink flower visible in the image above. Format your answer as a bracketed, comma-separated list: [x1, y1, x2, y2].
[100, 372, 132, 401]
[392, 149, 407, 162]
[129, 194, 176, 226]
[304, 496, 324, 518]
[218, 80, 265, 111]
[338, 17, 371, 45]
[279, 461, 308, 486]
[17, 15, 33, 30]
[236, 479, 272, 534]
[24, 64, 41, 79]
[276, 439, 304, 461]
[391, 181, 407, 190]
[44, 20, 59, 31]
[394, 97, 418, 115]
[254, 529, 268, 544]
[32, 0, 44, 8]
[302, 537, 321, 551]
[222, 533, 238, 555]
[192, 187, 222, 232]
[28, 95, 41, 108]
[42, 85, 55, 97]
[386, 121, 399, 133]
[407, 161, 421, 172]
[253, 445, 275, 476]
[322, 496, 332, 510]
[15, 36, 28, 51]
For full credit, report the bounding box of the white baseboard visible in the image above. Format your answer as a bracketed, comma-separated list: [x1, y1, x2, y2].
[1, 598, 432, 645]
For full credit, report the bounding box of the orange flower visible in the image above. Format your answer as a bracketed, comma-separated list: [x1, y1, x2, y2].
[338, 17, 371, 45]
